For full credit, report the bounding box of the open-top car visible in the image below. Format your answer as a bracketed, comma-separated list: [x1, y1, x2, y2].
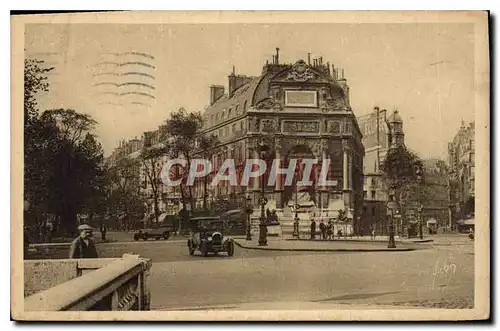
[187, 217, 235, 257]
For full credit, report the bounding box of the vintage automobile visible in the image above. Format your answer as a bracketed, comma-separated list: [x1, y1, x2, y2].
[134, 224, 172, 241]
[187, 217, 235, 257]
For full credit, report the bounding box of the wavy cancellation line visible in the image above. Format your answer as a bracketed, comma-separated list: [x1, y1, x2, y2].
[95, 61, 156, 70]
[96, 91, 156, 99]
[108, 52, 155, 60]
[93, 82, 155, 90]
[93, 72, 155, 79]
[98, 101, 152, 108]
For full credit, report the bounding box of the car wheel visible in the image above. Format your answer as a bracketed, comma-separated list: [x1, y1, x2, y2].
[227, 241, 235, 257]
[188, 240, 195, 256]
[200, 242, 209, 257]
[143, 233, 148, 241]
[163, 232, 170, 240]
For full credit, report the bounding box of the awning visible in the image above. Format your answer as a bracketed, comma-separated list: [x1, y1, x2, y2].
[220, 209, 243, 217]
[458, 218, 475, 226]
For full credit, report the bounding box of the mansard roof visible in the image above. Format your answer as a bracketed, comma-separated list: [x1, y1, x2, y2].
[203, 59, 349, 123]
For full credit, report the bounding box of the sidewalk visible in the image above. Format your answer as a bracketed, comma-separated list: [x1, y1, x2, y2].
[281, 235, 433, 244]
[234, 238, 417, 252]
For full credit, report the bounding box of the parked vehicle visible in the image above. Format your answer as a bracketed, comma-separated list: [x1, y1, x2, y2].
[134, 223, 173, 241]
[187, 217, 235, 257]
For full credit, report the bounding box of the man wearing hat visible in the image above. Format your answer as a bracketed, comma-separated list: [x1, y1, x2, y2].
[69, 224, 98, 259]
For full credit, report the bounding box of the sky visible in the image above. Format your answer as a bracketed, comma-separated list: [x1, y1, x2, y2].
[24, 23, 475, 159]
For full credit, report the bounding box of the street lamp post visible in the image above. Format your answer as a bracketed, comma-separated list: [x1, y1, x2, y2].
[258, 140, 269, 246]
[293, 182, 300, 238]
[416, 165, 424, 240]
[387, 186, 397, 248]
[245, 195, 252, 241]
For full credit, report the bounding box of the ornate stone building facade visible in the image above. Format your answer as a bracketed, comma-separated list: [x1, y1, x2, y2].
[196, 50, 365, 229]
[448, 121, 475, 220]
[357, 107, 406, 235]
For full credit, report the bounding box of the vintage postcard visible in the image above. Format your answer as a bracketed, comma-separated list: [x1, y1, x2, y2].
[11, 11, 490, 321]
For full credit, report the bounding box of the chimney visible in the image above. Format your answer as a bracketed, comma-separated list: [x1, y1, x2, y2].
[308, 53, 311, 65]
[228, 75, 252, 97]
[319, 57, 323, 65]
[210, 85, 225, 105]
[276, 47, 280, 64]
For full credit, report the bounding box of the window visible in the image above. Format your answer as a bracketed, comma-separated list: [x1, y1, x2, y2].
[235, 105, 239, 115]
[240, 121, 244, 132]
[218, 129, 223, 137]
[371, 190, 376, 200]
[227, 108, 232, 118]
[243, 101, 248, 111]
[224, 126, 229, 137]
[232, 123, 237, 133]
[363, 191, 367, 199]
[469, 152, 474, 163]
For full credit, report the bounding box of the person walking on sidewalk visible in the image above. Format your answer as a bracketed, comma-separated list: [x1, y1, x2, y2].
[100, 223, 107, 242]
[310, 219, 316, 240]
[319, 220, 326, 239]
[371, 228, 376, 241]
[69, 224, 98, 259]
[327, 220, 333, 240]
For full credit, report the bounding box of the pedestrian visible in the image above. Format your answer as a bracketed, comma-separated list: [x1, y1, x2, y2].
[327, 220, 333, 240]
[310, 219, 316, 240]
[266, 208, 272, 223]
[69, 224, 98, 259]
[319, 220, 326, 239]
[371, 228, 376, 240]
[100, 223, 107, 242]
[271, 210, 279, 224]
[337, 228, 343, 239]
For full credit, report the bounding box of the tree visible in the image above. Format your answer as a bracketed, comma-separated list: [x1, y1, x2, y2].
[24, 59, 56, 229]
[106, 157, 145, 229]
[198, 134, 219, 210]
[24, 59, 53, 124]
[40, 109, 104, 234]
[24, 60, 107, 236]
[165, 108, 204, 211]
[381, 145, 424, 228]
[140, 146, 168, 224]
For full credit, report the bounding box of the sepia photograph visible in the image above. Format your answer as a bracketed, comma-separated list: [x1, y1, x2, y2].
[11, 11, 490, 321]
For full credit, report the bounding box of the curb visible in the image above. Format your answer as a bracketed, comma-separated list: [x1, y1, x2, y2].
[285, 238, 434, 244]
[285, 238, 403, 244]
[402, 239, 434, 244]
[233, 241, 416, 252]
